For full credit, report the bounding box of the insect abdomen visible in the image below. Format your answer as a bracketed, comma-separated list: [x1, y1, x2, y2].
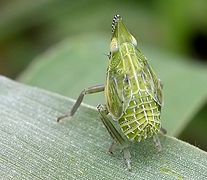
[118, 91, 161, 142]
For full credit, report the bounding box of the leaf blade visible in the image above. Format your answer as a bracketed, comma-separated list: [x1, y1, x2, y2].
[0, 76, 207, 179]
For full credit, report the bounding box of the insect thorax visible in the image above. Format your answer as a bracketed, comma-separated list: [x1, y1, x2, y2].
[106, 43, 162, 142]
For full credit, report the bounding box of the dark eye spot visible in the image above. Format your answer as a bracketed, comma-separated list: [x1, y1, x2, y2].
[108, 52, 112, 59]
[117, 69, 123, 74]
[124, 74, 129, 84]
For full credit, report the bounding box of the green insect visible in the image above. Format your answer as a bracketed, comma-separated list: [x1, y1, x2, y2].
[57, 15, 167, 170]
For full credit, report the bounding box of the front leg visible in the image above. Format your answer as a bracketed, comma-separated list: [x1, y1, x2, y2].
[97, 104, 132, 171]
[57, 84, 104, 122]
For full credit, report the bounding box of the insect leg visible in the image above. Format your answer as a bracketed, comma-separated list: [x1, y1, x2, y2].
[160, 127, 167, 135]
[108, 141, 118, 154]
[97, 104, 132, 170]
[97, 104, 126, 146]
[57, 84, 104, 122]
[123, 148, 132, 171]
[153, 134, 162, 152]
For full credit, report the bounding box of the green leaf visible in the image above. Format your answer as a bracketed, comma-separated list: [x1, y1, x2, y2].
[0, 0, 53, 40]
[18, 34, 207, 136]
[1, 76, 207, 179]
[179, 103, 207, 150]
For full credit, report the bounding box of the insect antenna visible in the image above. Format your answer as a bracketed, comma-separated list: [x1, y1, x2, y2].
[112, 14, 122, 33]
[102, 52, 111, 59]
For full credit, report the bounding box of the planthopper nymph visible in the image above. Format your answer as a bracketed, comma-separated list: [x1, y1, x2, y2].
[57, 15, 167, 171]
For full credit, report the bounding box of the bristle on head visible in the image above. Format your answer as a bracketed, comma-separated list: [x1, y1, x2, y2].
[112, 15, 122, 33]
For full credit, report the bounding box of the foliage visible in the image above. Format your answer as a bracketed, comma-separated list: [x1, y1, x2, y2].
[0, 76, 207, 179]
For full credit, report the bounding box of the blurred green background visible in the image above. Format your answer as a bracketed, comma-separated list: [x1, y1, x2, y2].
[0, 0, 206, 151]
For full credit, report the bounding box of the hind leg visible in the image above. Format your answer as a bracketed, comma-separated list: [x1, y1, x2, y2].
[153, 134, 162, 152]
[160, 127, 167, 135]
[153, 126, 167, 152]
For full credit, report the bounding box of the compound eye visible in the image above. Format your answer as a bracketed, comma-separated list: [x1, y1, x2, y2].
[110, 37, 119, 53]
[131, 35, 137, 47]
